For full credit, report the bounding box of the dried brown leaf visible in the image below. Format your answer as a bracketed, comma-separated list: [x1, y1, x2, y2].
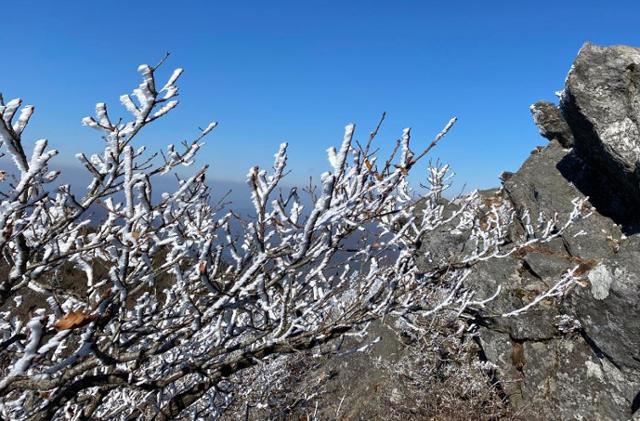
[53, 311, 96, 331]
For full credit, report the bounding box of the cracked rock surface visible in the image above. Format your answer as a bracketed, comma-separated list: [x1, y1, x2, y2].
[469, 43, 640, 420]
[242, 43, 640, 420]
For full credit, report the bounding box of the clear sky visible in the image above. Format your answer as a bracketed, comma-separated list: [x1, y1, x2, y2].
[3, 1, 640, 193]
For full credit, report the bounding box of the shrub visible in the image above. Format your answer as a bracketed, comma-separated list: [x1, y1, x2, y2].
[0, 60, 584, 419]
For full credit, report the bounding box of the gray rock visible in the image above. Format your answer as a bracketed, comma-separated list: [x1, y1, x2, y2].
[572, 235, 640, 371]
[530, 100, 575, 147]
[413, 198, 469, 273]
[522, 246, 572, 280]
[503, 140, 622, 259]
[523, 335, 636, 421]
[503, 141, 579, 221]
[479, 327, 638, 421]
[412, 42, 640, 420]
[269, 43, 640, 420]
[475, 43, 640, 421]
[562, 43, 640, 211]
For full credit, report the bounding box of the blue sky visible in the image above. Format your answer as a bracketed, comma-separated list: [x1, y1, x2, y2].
[2, 1, 640, 194]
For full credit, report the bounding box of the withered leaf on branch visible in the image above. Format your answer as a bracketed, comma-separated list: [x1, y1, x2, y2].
[53, 311, 97, 331]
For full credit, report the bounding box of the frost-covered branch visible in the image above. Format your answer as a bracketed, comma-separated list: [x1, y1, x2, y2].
[0, 62, 586, 420]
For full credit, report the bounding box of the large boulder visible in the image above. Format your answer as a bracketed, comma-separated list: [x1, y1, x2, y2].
[475, 43, 640, 421]
[476, 139, 634, 419]
[237, 43, 640, 420]
[561, 43, 640, 215]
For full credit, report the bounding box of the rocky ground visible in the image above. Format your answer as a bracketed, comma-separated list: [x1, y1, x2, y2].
[229, 43, 640, 420]
[7, 42, 635, 421]
[480, 43, 640, 420]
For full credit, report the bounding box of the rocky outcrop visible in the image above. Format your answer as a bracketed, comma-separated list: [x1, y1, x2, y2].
[531, 101, 574, 147]
[471, 43, 640, 420]
[562, 43, 640, 221]
[249, 43, 640, 420]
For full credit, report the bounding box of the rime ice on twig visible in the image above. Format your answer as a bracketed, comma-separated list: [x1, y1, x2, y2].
[0, 62, 586, 420]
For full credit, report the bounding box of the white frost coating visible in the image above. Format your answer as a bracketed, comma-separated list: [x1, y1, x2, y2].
[152, 100, 178, 119]
[120, 94, 139, 115]
[585, 360, 605, 382]
[0, 61, 587, 420]
[331, 123, 354, 175]
[327, 146, 338, 170]
[1, 314, 44, 389]
[400, 127, 412, 164]
[12, 105, 34, 135]
[2, 98, 21, 125]
[601, 118, 640, 164]
[201, 121, 218, 136]
[588, 263, 614, 300]
[137, 64, 153, 84]
[162, 68, 183, 92]
[95, 102, 108, 120]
